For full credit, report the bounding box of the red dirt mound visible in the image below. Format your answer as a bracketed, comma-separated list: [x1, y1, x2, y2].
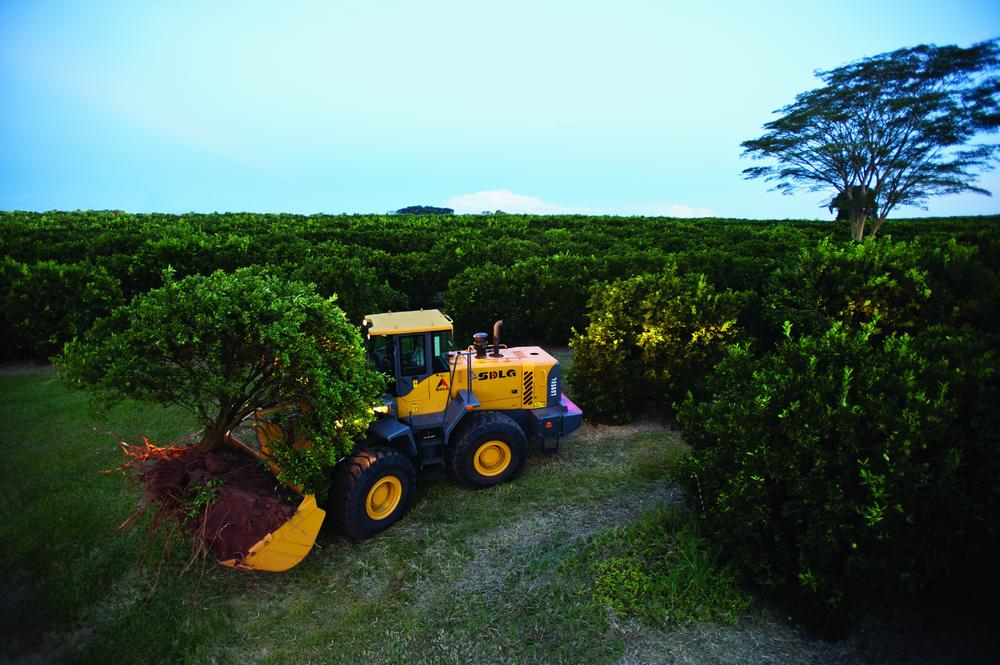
[140, 446, 297, 563]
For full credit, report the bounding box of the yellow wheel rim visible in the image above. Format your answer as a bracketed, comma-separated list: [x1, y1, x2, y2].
[366, 475, 403, 520]
[473, 440, 512, 477]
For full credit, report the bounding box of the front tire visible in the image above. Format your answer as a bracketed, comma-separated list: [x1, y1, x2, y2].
[449, 412, 528, 489]
[331, 446, 416, 541]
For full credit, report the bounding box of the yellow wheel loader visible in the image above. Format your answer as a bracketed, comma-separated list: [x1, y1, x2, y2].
[224, 309, 583, 571]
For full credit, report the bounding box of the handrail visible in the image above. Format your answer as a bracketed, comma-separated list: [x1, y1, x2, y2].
[441, 351, 462, 428]
[441, 349, 476, 428]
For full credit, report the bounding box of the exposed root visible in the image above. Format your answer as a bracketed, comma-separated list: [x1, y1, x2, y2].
[98, 429, 201, 475]
[102, 432, 298, 578]
[181, 509, 212, 575]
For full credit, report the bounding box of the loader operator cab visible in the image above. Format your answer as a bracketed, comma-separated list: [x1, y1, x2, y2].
[362, 310, 453, 397]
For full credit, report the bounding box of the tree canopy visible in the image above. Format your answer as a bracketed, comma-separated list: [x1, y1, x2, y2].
[58, 267, 386, 494]
[742, 39, 1000, 240]
[395, 205, 455, 215]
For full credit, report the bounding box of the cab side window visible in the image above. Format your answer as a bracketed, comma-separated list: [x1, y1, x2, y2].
[399, 334, 427, 377]
[431, 332, 451, 373]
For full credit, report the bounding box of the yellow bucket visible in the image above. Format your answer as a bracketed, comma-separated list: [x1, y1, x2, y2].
[222, 405, 326, 572]
[219, 494, 326, 572]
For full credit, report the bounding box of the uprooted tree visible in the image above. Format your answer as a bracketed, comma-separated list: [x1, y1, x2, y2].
[742, 39, 1000, 241]
[58, 267, 386, 496]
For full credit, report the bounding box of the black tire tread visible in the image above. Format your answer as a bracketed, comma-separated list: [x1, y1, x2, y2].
[449, 411, 528, 490]
[331, 445, 415, 541]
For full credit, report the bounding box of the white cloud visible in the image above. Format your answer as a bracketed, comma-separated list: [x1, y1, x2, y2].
[619, 202, 716, 218]
[445, 189, 587, 214]
[444, 189, 715, 218]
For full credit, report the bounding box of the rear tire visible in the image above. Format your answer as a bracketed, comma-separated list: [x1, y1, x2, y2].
[331, 446, 416, 541]
[449, 411, 528, 489]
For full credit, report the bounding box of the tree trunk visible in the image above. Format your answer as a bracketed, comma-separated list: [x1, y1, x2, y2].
[199, 397, 257, 449]
[850, 213, 867, 242]
[199, 423, 229, 449]
[199, 401, 238, 449]
[870, 215, 886, 237]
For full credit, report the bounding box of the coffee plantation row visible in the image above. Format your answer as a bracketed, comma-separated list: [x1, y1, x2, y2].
[2, 209, 998, 626]
[2, 210, 998, 357]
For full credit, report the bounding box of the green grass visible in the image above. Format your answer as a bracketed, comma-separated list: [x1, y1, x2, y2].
[0, 368, 218, 662]
[566, 506, 750, 626]
[1, 367, 750, 664]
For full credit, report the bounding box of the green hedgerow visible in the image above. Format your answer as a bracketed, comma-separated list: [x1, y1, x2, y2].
[569, 266, 749, 423]
[676, 320, 1000, 627]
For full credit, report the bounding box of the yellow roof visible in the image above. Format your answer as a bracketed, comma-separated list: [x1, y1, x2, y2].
[364, 309, 453, 335]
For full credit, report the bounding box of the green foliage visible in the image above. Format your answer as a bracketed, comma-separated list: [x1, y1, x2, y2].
[676, 321, 1000, 625]
[567, 507, 750, 626]
[287, 251, 407, 324]
[569, 267, 749, 423]
[763, 237, 933, 343]
[764, 236, 1000, 349]
[917, 238, 1000, 331]
[0, 257, 124, 359]
[592, 556, 651, 614]
[829, 186, 877, 221]
[58, 267, 386, 495]
[2, 210, 998, 358]
[395, 205, 454, 215]
[444, 255, 602, 344]
[183, 478, 225, 518]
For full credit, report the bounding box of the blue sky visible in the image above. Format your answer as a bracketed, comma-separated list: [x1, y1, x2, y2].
[1, 0, 998, 218]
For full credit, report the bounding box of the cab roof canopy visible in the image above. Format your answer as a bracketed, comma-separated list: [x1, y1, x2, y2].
[364, 309, 454, 336]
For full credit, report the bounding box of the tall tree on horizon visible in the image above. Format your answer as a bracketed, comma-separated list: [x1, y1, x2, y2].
[742, 39, 1000, 241]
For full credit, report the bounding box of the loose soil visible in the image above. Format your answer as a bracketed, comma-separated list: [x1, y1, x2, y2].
[140, 446, 297, 562]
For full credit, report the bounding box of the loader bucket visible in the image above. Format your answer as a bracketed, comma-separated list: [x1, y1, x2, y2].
[222, 405, 327, 572]
[219, 493, 326, 572]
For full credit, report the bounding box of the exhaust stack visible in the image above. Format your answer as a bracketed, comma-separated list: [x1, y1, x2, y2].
[490, 320, 503, 357]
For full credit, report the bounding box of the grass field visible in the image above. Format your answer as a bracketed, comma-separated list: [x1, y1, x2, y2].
[2, 365, 990, 664]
